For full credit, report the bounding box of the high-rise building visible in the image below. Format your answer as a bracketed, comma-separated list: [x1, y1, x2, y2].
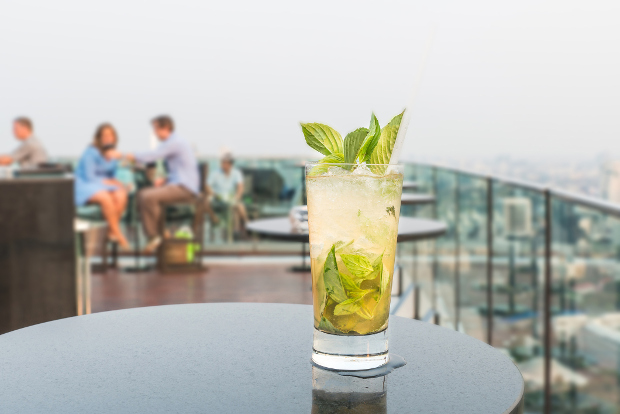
[600, 161, 620, 203]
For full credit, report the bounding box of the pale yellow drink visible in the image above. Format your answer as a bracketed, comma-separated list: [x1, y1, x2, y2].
[307, 165, 403, 337]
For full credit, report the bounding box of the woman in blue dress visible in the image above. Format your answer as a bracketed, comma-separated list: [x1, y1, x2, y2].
[75, 123, 129, 248]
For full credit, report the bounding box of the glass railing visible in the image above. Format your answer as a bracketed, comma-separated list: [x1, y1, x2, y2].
[59, 153, 620, 413]
[404, 164, 620, 414]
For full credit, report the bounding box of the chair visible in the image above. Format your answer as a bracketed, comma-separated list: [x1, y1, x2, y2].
[75, 204, 118, 272]
[156, 163, 208, 273]
[120, 164, 156, 271]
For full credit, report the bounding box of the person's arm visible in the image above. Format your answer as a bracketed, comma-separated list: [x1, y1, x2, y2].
[101, 161, 126, 189]
[1, 142, 30, 166]
[235, 171, 244, 202]
[206, 173, 216, 197]
[108, 142, 174, 165]
[0, 155, 12, 166]
[133, 140, 177, 165]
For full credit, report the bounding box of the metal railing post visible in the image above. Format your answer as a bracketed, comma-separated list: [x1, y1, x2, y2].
[544, 189, 552, 414]
[432, 167, 438, 321]
[414, 285, 420, 320]
[486, 178, 493, 345]
[455, 172, 460, 331]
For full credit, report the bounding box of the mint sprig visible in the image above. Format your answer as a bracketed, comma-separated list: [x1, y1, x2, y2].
[368, 111, 404, 166]
[301, 111, 403, 174]
[301, 123, 343, 156]
[343, 128, 369, 164]
[318, 242, 389, 333]
[357, 113, 381, 163]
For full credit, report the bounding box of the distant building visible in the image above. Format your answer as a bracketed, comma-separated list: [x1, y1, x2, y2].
[578, 313, 620, 368]
[503, 197, 533, 237]
[601, 161, 620, 203]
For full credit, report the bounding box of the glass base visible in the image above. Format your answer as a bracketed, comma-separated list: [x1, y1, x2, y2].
[312, 328, 388, 371]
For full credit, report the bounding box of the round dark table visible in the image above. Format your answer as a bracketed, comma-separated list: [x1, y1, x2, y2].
[247, 216, 446, 272]
[0, 303, 524, 413]
[400, 193, 435, 205]
[247, 216, 446, 244]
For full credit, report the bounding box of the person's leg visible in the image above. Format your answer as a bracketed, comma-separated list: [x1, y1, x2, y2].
[111, 188, 128, 216]
[236, 202, 248, 223]
[109, 188, 128, 240]
[139, 185, 195, 249]
[138, 187, 162, 241]
[233, 202, 248, 233]
[203, 197, 219, 224]
[88, 191, 129, 248]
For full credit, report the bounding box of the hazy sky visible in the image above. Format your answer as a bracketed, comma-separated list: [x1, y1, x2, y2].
[1, 0, 619, 159]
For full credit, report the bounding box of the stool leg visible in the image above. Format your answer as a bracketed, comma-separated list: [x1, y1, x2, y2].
[112, 242, 118, 269]
[102, 241, 108, 273]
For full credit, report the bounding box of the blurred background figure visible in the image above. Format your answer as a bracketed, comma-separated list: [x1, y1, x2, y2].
[0, 117, 48, 168]
[207, 152, 248, 238]
[74, 123, 129, 248]
[111, 115, 199, 252]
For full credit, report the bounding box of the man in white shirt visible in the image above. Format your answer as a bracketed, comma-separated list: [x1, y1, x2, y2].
[206, 153, 248, 234]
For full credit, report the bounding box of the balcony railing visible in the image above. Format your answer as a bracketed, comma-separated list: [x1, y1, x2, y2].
[193, 157, 620, 414]
[409, 162, 620, 414]
[103, 155, 620, 413]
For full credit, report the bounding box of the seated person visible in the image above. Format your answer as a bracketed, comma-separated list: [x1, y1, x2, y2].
[207, 153, 248, 235]
[0, 117, 48, 168]
[110, 115, 199, 252]
[74, 123, 129, 248]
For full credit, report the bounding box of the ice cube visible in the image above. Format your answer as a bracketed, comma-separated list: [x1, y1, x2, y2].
[326, 166, 349, 176]
[352, 164, 376, 176]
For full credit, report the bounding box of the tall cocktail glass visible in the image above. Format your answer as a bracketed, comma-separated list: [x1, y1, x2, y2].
[307, 163, 404, 370]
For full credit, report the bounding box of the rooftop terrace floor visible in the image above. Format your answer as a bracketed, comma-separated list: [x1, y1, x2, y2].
[91, 262, 313, 313]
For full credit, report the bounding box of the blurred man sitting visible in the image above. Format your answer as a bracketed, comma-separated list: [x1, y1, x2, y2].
[109, 115, 199, 252]
[207, 153, 248, 237]
[0, 117, 48, 168]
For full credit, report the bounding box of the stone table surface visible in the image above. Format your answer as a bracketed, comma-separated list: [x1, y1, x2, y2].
[0, 303, 523, 414]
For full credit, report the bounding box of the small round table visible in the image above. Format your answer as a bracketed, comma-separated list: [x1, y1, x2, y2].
[0, 303, 524, 413]
[247, 216, 446, 271]
[400, 193, 435, 205]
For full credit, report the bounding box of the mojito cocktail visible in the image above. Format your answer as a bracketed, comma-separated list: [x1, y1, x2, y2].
[307, 163, 403, 370]
[300, 110, 406, 370]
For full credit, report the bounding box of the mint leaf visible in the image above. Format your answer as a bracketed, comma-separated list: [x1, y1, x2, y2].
[340, 253, 374, 279]
[323, 246, 347, 303]
[368, 111, 404, 170]
[357, 113, 382, 163]
[339, 271, 361, 292]
[308, 152, 344, 175]
[380, 266, 391, 296]
[343, 128, 369, 164]
[334, 298, 362, 316]
[357, 290, 381, 320]
[340, 271, 374, 298]
[367, 253, 383, 280]
[318, 316, 342, 334]
[301, 123, 343, 156]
